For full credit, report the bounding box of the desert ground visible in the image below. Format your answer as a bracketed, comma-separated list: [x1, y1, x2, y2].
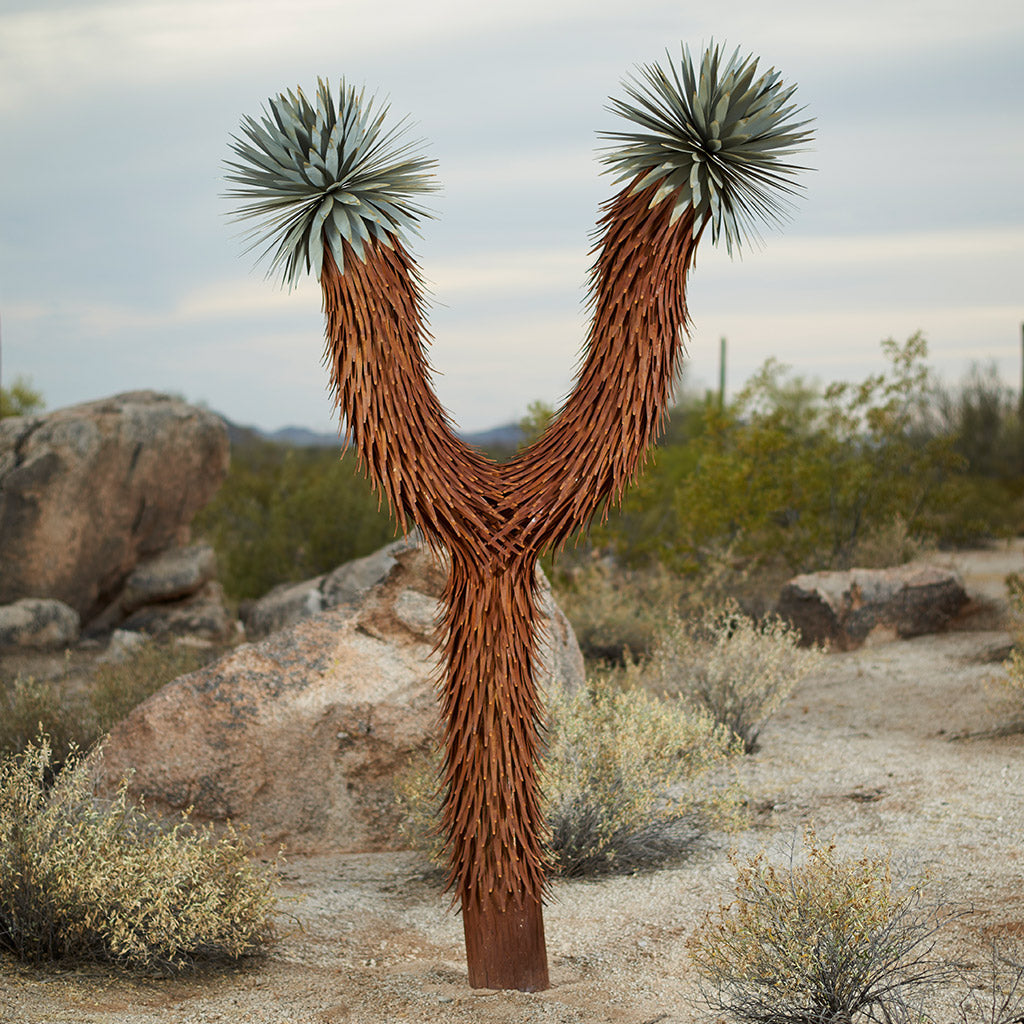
[2, 543, 1023, 1024]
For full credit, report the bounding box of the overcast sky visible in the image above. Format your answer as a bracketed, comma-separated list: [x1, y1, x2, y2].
[1, 0, 1022, 435]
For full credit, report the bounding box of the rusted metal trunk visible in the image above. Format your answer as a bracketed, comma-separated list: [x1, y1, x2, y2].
[462, 893, 549, 991]
[320, 183, 699, 992]
[439, 555, 551, 989]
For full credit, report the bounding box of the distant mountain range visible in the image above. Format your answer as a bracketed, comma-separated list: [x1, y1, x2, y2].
[222, 417, 525, 453]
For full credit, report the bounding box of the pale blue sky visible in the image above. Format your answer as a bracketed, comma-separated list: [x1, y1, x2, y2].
[1, 0, 1022, 433]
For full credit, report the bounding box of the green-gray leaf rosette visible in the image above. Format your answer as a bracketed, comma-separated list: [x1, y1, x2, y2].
[225, 79, 438, 286]
[602, 41, 814, 254]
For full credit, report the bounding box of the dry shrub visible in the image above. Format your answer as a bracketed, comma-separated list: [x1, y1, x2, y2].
[395, 678, 743, 878]
[549, 559, 683, 664]
[1, 640, 214, 768]
[0, 673, 81, 766]
[544, 677, 742, 876]
[955, 940, 1024, 1024]
[849, 513, 929, 569]
[0, 737, 277, 971]
[549, 546, 774, 667]
[652, 601, 823, 752]
[688, 831, 954, 1024]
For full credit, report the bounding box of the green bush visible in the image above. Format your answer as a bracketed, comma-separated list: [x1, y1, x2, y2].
[0, 738, 277, 970]
[395, 677, 743, 878]
[0, 375, 44, 418]
[934, 361, 1024, 480]
[601, 335, 976, 574]
[194, 439, 395, 602]
[651, 602, 823, 752]
[688, 831, 953, 1024]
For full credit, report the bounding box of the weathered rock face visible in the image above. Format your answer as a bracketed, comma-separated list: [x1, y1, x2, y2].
[0, 392, 229, 623]
[243, 542, 414, 640]
[97, 537, 586, 854]
[0, 598, 80, 650]
[776, 565, 969, 650]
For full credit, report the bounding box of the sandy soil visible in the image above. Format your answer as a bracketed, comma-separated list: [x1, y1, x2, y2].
[3, 543, 1024, 1024]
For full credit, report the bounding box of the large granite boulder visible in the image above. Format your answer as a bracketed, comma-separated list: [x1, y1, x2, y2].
[96, 536, 585, 853]
[776, 564, 969, 650]
[0, 392, 228, 624]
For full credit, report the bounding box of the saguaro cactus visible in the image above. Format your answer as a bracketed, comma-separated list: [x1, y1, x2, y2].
[226, 42, 812, 992]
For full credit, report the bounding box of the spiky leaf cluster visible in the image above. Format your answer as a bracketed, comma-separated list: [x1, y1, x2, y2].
[225, 79, 438, 286]
[601, 42, 814, 254]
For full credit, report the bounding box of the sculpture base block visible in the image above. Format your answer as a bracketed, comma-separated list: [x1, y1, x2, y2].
[462, 895, 550, 992]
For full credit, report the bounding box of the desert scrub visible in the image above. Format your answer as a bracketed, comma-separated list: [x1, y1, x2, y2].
[954, 940, 1024, 1024]
[0, 738, 276, 970]
[0, 672, 81, 766]
[396, 678, 743, 878]
[548, 559, 685, 664]
[545, 676, 743, 875]
[653, 601, 822, 752]
[2, 640, 212, 764]
[88, 638, 209, 737]
[997, 573, 1024, 727]
[688, 831, 953, 1024]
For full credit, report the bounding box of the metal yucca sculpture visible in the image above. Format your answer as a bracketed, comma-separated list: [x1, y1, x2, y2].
[226, 43, 812, 992]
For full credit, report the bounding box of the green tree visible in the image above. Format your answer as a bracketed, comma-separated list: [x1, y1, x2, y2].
[934, 361, 1024, 479]
[0, 375, 44, 418]
[517, 399, 556, 449]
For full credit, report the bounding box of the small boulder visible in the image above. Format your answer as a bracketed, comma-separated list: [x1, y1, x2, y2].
[97, 537, 585, 853]
[776, 564, 969, 650]
[0, 598, 80, 650]
[120, 543, 218, 613]
[119, 581, 234, 642]
[243, 537, 420, 640]
[242, 576, 326, 640]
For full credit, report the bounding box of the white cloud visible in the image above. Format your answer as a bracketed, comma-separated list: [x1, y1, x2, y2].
[747, 227, 1024, 269]
[0, 0, 603, 112]
[426, 248, 588, 299]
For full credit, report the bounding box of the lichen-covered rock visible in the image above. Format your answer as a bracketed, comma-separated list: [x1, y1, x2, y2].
[776, 565, 969, 650]
[0, 392, 228, 623]
[242, 538, 412, 640]
[96, 537, 585, 853]
[0, 598, 80, 650]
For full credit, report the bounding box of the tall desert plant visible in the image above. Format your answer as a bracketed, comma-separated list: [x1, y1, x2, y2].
[226, 41, 811, 989]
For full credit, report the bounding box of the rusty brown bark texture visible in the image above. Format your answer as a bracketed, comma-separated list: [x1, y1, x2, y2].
[320, 178, 700, 963]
